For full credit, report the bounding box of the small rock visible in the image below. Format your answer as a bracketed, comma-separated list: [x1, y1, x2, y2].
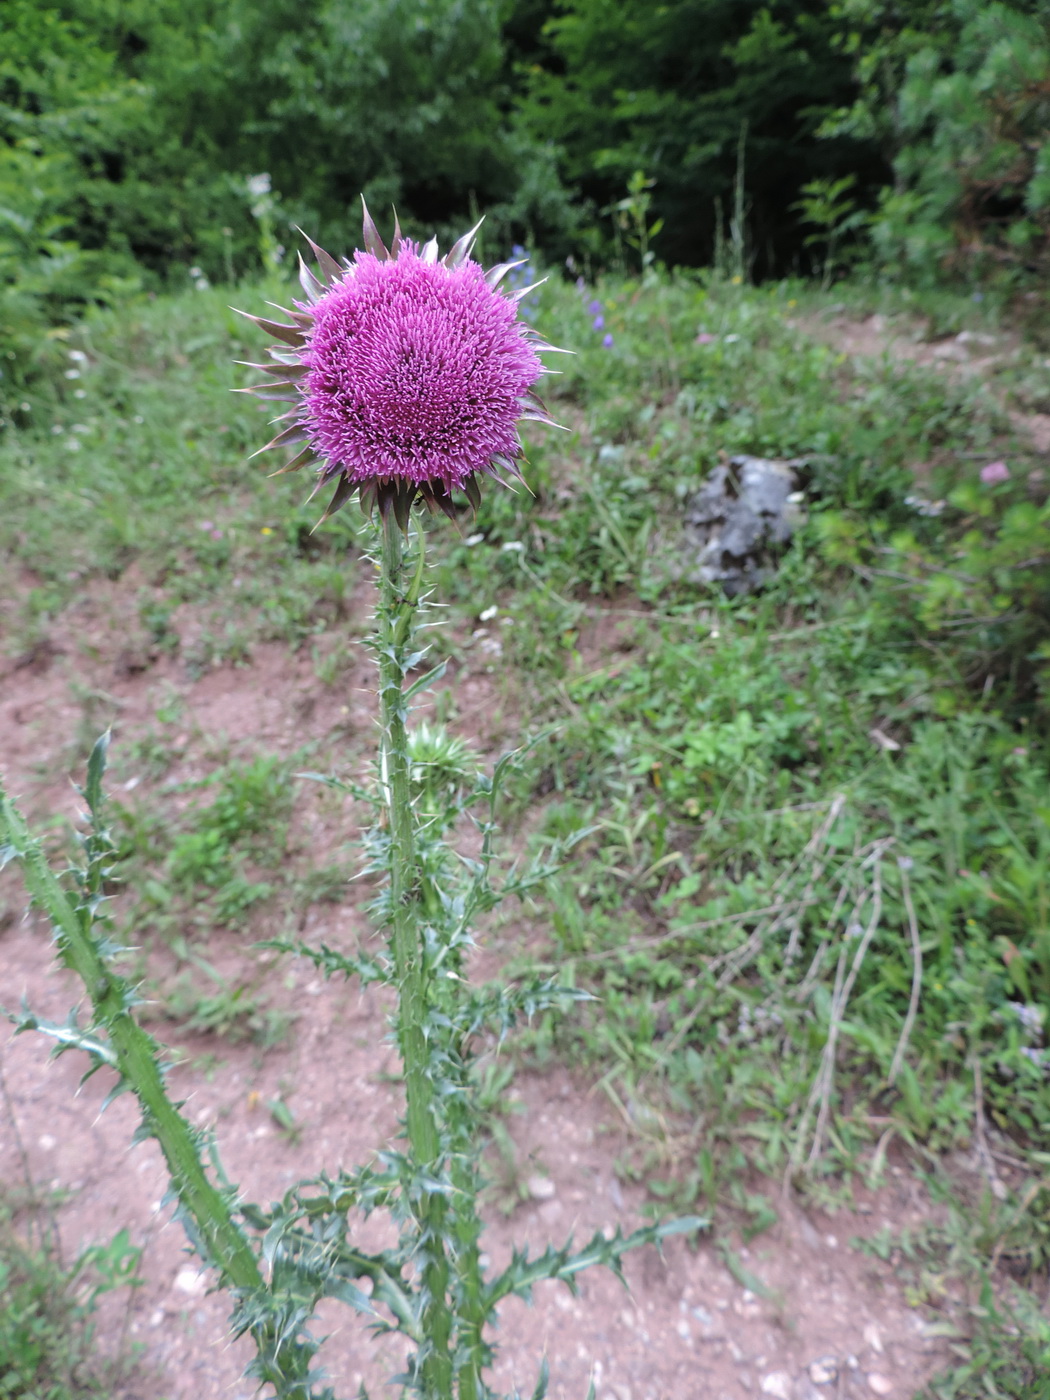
[867, 1376, 893, 1396]
[863, 1323, 884, 1355]
[759, 1372, 793, 1400]
[676, 1318, 691, 1342]
[38, 1134, 56, 1151]
[173, 1266, 207, 1297]
[526, 1174, 556, 1201]
[932, 341, 969, 363]
[683, 455, 809, 596]
[808, 1357, 838, 1385]
[956, 330, 996, 348]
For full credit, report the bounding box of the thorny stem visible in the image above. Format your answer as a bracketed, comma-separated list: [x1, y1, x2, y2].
[0, 789, 318, 1400]
[378, 513, 454, 1398]
[0, 789, 263, 1292]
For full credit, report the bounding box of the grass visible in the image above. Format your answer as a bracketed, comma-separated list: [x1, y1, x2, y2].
[2, 259, 1050, 1390]
[0, 1193, 140, 1399]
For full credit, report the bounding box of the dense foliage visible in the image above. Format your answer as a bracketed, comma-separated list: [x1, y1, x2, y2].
[3, 0, 1049, 328]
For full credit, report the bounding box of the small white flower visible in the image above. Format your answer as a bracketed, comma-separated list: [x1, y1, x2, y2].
[64, 369, 81, 380]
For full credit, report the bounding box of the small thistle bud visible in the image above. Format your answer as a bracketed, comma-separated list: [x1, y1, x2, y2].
[236, 201, 564, 528]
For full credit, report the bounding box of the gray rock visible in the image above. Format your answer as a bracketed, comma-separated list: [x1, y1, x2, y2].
[683, 455, 807, 595]
[808, 1356, 838, 1385]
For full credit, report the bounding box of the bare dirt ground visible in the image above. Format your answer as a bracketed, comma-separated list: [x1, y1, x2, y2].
[790, 304, 1050, 457]
[0, 562, 956, 1400]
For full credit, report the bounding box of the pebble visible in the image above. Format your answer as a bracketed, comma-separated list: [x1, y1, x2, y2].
[868, 1376, 893, 1396]
[173, 1267, 208, 1297]
[863, 1323, 884, 1354]
[808, 1357, 838, 1385]
[759, 1373, 793, 1399]
[526, 1174, 556, 1201]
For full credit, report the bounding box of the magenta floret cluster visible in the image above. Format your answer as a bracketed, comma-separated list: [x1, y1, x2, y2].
[237, 205, 561, 524]
[304, 247, 542, 491]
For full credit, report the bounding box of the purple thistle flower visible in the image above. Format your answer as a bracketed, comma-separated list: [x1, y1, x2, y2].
[236, 202, 563, 527]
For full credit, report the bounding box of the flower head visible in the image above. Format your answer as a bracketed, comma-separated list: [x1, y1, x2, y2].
[237, 202, 562, 527]
[980, 460, 1010, 485]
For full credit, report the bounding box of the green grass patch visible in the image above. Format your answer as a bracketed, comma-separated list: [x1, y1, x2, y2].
[3, 261, 1050, 1383]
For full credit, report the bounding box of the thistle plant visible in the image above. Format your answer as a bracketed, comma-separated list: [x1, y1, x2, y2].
[0, 204, 702, 1400]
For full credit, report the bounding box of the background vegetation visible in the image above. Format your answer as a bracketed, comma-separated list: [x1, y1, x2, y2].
[3, 0, 1049, 361]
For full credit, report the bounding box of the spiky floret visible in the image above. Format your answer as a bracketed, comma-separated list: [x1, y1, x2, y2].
[236, 201, 563, 528]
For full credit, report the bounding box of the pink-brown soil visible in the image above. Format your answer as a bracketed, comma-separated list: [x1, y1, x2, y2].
[2, 566, 953, 1400]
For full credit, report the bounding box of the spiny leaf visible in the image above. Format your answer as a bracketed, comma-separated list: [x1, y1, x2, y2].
[361, 197, 390, 260]
[298, 253, 326, 303]
[319, 474, 357, 524]
[233, 309, 305, 347]
[84, 730, 110, 818]
[485, 259, 527, 289]
[250, 421, 310, 458]
[267, 444, 316, 477]
[443, 217, 484, 270]
[296, 227, 344, 284]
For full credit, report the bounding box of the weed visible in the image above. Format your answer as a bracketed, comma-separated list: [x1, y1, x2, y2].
[0, 1197, 140, 1400]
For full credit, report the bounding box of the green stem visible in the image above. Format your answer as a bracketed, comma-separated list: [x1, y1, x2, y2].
[0, 789, 263, 1293]
[1, 789, 322, 1399]
[377, 513, 453, 1398]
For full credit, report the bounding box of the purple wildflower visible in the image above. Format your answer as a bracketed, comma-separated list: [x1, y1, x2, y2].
[237, 202, 562, 526]
[980, 460, 1010, 485]
[695, 332, 715, 345]
[592, 314, 605, 331]
[587, 299, 602, 315]
[602, 333, 614, 349]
